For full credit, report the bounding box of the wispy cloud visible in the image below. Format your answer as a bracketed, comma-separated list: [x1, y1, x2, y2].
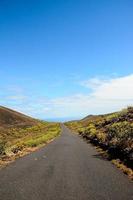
[7, 95, 27, 101]
[80, 77, 109, 90]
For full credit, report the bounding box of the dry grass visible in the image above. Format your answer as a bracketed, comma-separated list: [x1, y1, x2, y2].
[112, 159, 133, 180]
[0, 137, 57, 168]
[0, 107, 61, 168]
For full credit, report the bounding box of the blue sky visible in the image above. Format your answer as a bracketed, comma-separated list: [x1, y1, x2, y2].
[0, 0, 133, 120]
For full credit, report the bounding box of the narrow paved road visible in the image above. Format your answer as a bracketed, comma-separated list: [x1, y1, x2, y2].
[0, 125, 133, 200]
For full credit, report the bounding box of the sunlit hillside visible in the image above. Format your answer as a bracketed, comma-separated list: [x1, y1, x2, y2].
[0, 107, 61, 165]
[65, 107, 133, 171]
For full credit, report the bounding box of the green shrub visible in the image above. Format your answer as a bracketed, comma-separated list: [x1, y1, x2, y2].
[107, 122, 133, 149]
[107, 122, 133, 139]
[86, 124, 97, 137]
[96, 131, 107, 143]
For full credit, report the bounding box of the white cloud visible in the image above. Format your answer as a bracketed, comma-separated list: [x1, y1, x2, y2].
[46, 74, 133, 118]
[92, 75, 133, 100]
[0, 74, 133, 119]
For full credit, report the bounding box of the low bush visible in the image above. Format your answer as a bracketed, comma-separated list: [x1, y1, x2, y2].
[107, 122, 133, 150]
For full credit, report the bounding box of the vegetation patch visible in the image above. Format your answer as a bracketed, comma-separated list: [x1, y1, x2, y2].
[65, 107, 133, 179]
[0, 122, 61, 167]
[112, 159, 133, 180]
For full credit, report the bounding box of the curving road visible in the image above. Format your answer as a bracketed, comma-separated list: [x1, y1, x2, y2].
[0, 125, 133, 200]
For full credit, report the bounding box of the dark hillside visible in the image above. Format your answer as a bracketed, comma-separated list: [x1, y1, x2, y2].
[0, 106, 38, 128]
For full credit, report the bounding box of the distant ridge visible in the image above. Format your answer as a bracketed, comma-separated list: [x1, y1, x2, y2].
[0, 106, 38, 128]
[81, 114, 94, 121]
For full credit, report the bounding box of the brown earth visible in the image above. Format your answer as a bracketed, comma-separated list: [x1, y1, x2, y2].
[0, 106, 39, 129]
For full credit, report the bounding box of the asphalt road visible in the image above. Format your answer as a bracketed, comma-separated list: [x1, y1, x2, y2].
[0, 125, 133, 200]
